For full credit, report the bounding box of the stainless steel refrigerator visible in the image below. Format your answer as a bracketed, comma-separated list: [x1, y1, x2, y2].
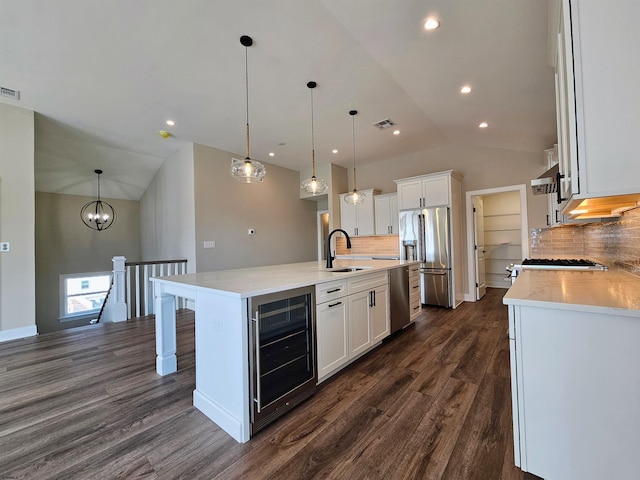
[398, 207, 452, 308]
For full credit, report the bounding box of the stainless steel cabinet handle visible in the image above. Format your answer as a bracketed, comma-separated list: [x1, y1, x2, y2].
[252, 312, 261, 413]
[328, 301, 343, 308]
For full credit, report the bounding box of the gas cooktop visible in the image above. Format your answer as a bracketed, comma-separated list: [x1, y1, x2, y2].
[519, 258, 608, 270]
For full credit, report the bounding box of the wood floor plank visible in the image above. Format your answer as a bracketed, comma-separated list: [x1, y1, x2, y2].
[441, 374, 513, 480]
[383, 377, 479, 480]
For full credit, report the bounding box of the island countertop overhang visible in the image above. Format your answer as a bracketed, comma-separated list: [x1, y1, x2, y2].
[150, 259, 419, 299]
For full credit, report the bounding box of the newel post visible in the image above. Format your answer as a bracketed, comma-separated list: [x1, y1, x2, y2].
[109, 255, 128, 322]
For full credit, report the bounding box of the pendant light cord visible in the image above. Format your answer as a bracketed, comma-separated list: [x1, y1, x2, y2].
[352, 114, 357, 191]
[310, 86, 316, 176]
[245, 43, 250, 159]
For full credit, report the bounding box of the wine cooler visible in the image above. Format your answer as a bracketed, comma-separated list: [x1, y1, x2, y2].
[248, 285, 316, 435]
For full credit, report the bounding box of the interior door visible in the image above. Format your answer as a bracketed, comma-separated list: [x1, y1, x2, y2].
[473, 197, 487, 300]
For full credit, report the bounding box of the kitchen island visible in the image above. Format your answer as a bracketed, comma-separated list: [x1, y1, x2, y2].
[503, 267, 640, 480]
[151, 259, 418, 443]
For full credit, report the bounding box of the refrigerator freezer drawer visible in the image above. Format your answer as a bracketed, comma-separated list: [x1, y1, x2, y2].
[421, 269, 451, 308]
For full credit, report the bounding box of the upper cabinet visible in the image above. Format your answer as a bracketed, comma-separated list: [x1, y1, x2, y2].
[339, 188, 378, 236]
[555, 0, 640, 213]
[396, 175, 449, 210]
[374, 193, 398, 235]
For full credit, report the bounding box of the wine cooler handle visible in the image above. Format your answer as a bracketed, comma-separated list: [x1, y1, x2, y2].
[252, 312, 261, 413]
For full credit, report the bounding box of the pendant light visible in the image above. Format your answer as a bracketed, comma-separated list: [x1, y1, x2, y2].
[301, 81, 328, 195]
[81, 169, 116, 231]
[344, 110, 365, 205]
[230, 35, 266, 183]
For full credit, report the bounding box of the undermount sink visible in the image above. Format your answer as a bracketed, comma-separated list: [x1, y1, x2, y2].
[330, 267, 367, 273]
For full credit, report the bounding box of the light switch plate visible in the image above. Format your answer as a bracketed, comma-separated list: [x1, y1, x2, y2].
[0, 242, 10, 253]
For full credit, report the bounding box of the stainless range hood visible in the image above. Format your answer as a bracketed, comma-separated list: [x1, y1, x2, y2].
[531, 163, 559, 195]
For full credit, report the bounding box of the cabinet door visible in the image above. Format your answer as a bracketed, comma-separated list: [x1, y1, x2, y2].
[355, 193, 375, 236]
[421, 176, 449, 207]
[371, 284, 389, 343]
[348, 290, 372, 357]
[374, 195, 391, 235]
[397, 180, 423, 210]
[316, 299, 349, 381]
[389, 194, 399, 235]
[339, 194, 358, 236]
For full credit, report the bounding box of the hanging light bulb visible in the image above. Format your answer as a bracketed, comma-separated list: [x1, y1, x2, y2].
[230, 35, 266, 183]
[80, 169, 117, 231]
[344, 110, 365, 205]
[301, 81, 328, 195]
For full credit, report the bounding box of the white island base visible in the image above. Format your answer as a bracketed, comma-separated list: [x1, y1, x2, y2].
[150, 259, 415, 443]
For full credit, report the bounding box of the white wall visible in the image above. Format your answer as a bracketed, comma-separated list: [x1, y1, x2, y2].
[193, 144, 318, 272]
[140, 143, 197, 273]
[0, 103, 36, 339]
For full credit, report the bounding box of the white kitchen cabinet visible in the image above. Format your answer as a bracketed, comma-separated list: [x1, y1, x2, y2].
[339, 188, 378, 236]
[396, 174, 449, 210]
[374, 193, 399, 235]
[316, 294, 349, 380]
[507, 303, 640, 480]
[554, 0, 640, 213]
[316, 270, 389, 382]
[408, 264, 421, 321]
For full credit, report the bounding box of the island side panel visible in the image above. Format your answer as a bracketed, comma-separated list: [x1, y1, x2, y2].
[193, 290, 251, 443]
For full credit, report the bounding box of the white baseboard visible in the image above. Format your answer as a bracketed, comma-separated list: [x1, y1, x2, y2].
[0, 325, 37, 343]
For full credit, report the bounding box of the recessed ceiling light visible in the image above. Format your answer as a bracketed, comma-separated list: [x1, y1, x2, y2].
[268, 152, 275, 157]
[332, 149, 338, 154]
[479, 122, 489, 128]
[166, 120, 175, 126]
[460, 86, 472, 94]
[393, 130, 400, 135]
[424, 17, 440, 30]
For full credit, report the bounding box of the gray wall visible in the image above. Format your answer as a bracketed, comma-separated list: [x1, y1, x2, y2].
[0, 103, 35, 337]
[193, 144, 318, 271]
[140, 144, 197, 272]
[35, 191, 141, 333]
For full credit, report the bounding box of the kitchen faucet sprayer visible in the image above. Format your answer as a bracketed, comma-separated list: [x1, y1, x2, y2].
[326, 229, 351, 269]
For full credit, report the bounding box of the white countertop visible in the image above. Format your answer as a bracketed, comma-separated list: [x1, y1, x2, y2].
[503, 268, 640, 316]
[151, 259, 417, 298]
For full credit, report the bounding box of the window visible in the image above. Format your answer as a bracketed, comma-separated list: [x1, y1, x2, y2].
[60, 272, 111, 319]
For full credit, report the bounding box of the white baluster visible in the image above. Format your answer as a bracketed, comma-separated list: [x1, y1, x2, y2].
[126, 265, 132, 319]
[144, 264, 151, 316]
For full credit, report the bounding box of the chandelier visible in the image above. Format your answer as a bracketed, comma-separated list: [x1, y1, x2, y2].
[81, 169, 116, 231]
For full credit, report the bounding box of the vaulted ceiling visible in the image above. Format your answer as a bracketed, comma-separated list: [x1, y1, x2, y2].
[0, 0, 556, 200]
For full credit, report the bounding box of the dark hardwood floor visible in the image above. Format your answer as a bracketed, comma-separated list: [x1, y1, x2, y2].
[0, 288, 540, 479]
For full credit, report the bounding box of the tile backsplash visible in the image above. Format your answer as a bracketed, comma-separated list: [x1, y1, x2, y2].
[530, 207, 640, 270]
[335, 235, 400, 257]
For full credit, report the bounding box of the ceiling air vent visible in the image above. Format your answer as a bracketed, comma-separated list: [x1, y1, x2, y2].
[373, 118, 395, 129]
[1, 86, 20, 100]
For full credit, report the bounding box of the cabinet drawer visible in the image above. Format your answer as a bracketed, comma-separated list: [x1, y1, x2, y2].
[348, 271, 388, 295]
[316, 279, 348, 304]
[408, 264, 421, 279]
[409, 275, 421, 296]
[410, 291, 422, 320]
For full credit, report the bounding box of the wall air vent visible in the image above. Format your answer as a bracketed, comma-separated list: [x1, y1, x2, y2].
[0, 86, 20, 100]
[373, 118, 396, 129]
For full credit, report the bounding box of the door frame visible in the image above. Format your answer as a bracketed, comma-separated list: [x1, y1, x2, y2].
[317, 210, 329, 261]
[464, 184, 529, 302]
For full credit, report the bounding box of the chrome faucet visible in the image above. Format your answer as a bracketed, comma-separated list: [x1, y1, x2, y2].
[326, 229, 352, 269]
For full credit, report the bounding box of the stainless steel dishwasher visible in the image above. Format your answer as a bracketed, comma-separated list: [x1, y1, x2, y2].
[389, 266, 411, 333]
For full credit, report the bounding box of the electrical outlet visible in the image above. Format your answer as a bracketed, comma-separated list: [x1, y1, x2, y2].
[0, 242, 9, 253]
[203, 241, 215, 249]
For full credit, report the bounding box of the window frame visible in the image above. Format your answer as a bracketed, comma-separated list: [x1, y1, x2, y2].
[59, 271, 112, 320]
